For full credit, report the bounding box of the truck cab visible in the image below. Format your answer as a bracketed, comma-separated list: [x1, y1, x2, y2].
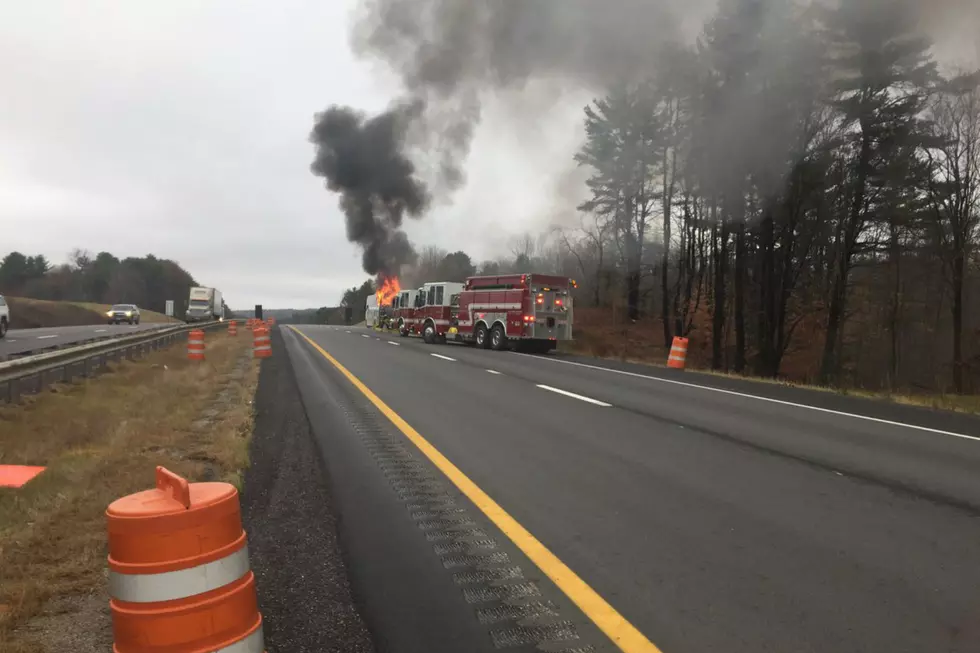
[394, 288, 422, 336]
[415, 281, 463, 343]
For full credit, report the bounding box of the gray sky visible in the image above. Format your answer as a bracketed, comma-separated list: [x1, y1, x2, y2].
[0, 0, 588, 309]
[2, 1, 976, 310]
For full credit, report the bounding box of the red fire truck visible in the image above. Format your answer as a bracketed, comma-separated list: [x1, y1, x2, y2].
[397, 274, 574, 353]
[392, 287, 424, 336]
[393, 281, 464, 342]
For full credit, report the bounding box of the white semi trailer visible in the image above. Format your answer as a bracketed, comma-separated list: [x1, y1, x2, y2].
[186, 286, 224, 322]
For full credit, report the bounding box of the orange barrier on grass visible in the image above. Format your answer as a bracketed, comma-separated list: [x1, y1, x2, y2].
[187, 330, 205, 361]
[106, 466, 265, 653]
[253, 327, 271, 359]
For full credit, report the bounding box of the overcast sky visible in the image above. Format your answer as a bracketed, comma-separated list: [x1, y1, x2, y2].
[2, 1, 976, 310]
[0, 0, 591, 309]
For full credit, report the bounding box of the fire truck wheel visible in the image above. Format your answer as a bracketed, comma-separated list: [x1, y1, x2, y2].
[399, 322, 408, 337]
[423, 322, 437, 344]
[490, 325, 508, 351]
[475, 324, 490, 349]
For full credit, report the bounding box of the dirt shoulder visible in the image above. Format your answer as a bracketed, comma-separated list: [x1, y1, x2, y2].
[0, 330, 257, 653]
[241, 329, 375, 653]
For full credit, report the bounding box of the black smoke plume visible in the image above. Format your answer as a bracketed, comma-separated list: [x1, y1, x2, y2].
[309, 103, 428, 278]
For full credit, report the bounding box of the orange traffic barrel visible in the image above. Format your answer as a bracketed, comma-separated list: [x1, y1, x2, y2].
[228, 320, 238, 336]
[253, 327, 271, 359]
[667, 336, 688, 370]
[106, 466, 264, 653]
[187, 330, 205, 361]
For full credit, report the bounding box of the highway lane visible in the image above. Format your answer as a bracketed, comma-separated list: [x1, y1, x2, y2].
[384, 328, 980, 511]
[0, 323, 174, 359]
[287, 325, 980, 653]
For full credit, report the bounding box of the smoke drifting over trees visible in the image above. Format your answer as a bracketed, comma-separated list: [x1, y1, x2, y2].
[312, 0, 709, 278]
[349, 0, 707, 188]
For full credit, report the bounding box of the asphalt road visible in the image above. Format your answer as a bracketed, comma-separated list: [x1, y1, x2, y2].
[283, 324, 980, 653]
[0, 323, 173, 358]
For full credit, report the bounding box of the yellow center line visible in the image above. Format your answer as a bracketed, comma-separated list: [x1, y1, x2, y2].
[288, 326, 664, 653]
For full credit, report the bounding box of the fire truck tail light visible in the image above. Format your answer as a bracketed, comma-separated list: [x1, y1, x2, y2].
[524, 315, 534, 323]
[555, 298, 562, 307]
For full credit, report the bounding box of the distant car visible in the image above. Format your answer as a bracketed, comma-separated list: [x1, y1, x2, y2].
[107, 304, 141, 325]
[0, 294, 9, 338]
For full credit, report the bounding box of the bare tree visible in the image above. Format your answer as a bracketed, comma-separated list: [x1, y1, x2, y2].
[559, 213, 612, 306]
[924, 71, 980, 392]
[577, 83, 664, 320]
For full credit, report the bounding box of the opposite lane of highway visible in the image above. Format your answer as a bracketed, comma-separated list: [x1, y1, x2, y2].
[286, 325, 980, 653]
[1, 323, 175, 359]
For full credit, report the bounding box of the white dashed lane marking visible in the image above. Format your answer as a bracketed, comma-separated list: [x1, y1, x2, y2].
[536, 384, 612, 407]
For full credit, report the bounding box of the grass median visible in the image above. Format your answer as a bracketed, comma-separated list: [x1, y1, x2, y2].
[0, 329, 259, 653]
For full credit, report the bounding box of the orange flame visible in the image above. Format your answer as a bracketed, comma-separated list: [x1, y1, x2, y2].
[376, 276, 401, 306]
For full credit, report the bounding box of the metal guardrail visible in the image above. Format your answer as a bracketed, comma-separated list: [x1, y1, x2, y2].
[0, 321, 222, 404]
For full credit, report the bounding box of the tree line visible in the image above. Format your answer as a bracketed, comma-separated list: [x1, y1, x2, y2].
[551, 0, 980, 393]
[0, 249, 202, 319]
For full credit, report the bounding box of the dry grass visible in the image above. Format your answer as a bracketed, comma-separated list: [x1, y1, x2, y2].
[7, 297, 177, 329]
[0, 330, 258, 653]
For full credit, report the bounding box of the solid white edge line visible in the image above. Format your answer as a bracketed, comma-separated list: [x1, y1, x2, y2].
[388, 341, 400, 346]
[430, 353, 456, 362]
[513, 353, 980, 443]
[537, 384, 612, 407]
[486, 369, 502, 375]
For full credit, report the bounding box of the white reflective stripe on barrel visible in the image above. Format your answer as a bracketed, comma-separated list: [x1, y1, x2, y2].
[216, 624, 265, 653]
[109, 545, 250, 603]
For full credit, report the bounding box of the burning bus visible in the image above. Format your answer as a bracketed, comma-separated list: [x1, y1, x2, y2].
[374, 276, 401, 330]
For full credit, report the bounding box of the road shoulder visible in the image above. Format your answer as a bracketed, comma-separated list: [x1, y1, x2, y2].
[242, 328, 375, 653]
